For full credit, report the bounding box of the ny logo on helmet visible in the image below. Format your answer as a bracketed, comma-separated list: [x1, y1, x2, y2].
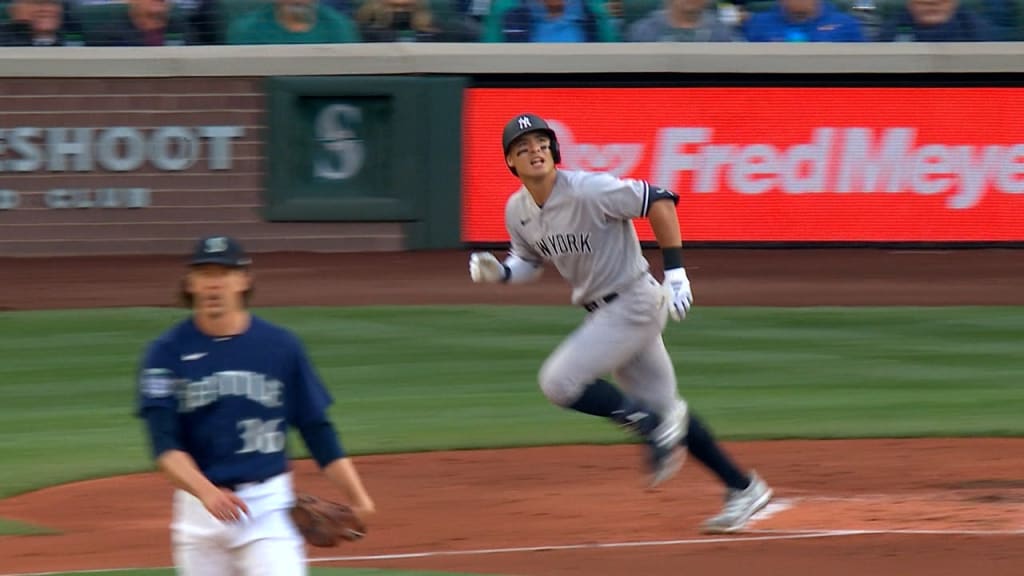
[517, 116, 532, 129]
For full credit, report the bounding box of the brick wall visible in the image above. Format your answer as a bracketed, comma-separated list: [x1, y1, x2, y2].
[0, 77, 403, 256]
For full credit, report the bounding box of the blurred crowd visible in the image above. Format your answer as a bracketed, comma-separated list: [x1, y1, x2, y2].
[0, 0, 1018, 46]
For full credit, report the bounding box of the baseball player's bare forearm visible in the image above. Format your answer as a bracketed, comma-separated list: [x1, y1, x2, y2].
[157, 450, 250, 521]
[323, 457, 375, 517]
[156, 449, 222, 499]
[647, 199, 682, 250]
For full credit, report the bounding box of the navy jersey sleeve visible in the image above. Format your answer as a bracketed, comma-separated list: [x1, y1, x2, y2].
[137, 340, 180, 414]
[285, 334, 346, 465]
[136, 340, 183, 458]
[284, 334, 334, 428]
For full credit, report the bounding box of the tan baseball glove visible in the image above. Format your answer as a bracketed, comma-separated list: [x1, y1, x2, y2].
[289, 492, 367, 547]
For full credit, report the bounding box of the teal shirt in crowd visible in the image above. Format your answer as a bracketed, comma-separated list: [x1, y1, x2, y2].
[227, 5, 361, 44]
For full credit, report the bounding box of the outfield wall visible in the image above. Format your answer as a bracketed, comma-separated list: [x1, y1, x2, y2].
[1, 44, 1023, 256]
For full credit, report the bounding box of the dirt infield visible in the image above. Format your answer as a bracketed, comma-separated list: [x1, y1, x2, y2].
[0, 248, 1022, 575]
[2, 247, 1024, 310]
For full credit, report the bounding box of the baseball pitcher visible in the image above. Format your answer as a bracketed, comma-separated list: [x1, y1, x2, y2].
[135, 235, 375, 575]
[470, 113, 773, 533]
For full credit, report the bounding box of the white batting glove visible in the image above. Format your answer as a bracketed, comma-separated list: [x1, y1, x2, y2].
[469, 252, 507, 283]
[663, 267, 693, 321]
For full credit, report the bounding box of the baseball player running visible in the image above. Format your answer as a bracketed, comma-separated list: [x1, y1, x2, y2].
[135, 235, 375, 575]
[469, 113, 772, 533]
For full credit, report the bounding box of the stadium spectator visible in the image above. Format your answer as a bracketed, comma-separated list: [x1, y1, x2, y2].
[878, 0, 995, 40]
[227, 0, 361, 43]
[742, 0, 864, 40]
[627, 0, 739, 41]
[979, 0, 1020, 40]
[482, 0, 619, 41]
[187, 0, 223, 43]
[356, 0, 479, 41]
[87, 0, 192, 45]
[846, 0, 882, 41]
[605, 0, 624, 36]
[322, 0, 356, 13]
[184, 0, 355, 44]
[1, 0, 84, 45]
[453, 0, 492, 23]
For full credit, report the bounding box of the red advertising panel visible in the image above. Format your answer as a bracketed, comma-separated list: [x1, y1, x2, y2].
[462, 87, 1024, 243]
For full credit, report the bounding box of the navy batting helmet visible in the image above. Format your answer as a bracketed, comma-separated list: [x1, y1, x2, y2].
[502, 113, 561, 175]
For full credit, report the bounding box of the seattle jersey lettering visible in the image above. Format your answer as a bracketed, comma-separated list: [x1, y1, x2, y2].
[177, 370, 283, 412]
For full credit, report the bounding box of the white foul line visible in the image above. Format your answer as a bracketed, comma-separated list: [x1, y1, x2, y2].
[3, 528, 1022, 576]
[0, 531, 866, 575]
[751, 528, 1024, 536]
[307, 530, 863, 563]
[0, 569, 158, 576]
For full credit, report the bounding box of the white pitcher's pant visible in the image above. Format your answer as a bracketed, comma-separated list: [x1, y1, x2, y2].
[173, 540, 235, 576]
[239, 538, 307, 576]
[170, 473, 306, 576]
[174, 537, 306, 576]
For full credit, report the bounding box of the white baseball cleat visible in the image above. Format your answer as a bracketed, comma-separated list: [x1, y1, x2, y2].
[645, 400, 689, 489]
[700, 471, 773, 533]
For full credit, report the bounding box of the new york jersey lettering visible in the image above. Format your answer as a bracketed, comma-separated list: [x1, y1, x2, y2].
[535, 233, 592, 258]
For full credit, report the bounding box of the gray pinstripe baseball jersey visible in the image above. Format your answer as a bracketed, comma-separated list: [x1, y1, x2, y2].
[504, 169, 662, 307]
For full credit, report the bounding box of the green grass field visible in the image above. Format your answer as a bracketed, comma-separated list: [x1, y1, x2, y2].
[0, 517, 57, 536]
[2, 304, 1022, 575]
[2, 305, 1022, 502]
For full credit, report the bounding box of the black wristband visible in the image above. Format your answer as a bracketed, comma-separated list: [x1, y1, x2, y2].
[662, 247, 684, 270]
[501, 264, 511, 283]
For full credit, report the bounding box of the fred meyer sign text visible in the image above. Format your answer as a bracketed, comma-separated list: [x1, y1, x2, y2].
[462, 87, 1024, 242]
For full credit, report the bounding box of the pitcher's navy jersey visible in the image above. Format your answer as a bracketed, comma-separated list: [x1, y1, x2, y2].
[136, 315, 333, 487]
